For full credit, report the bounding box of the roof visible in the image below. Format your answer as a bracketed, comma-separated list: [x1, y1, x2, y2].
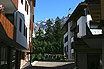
[67, 1, 101, 22]
[85, 0, 101, 4]
[68, 2, 87, 22]
[88, 4, 101, 22]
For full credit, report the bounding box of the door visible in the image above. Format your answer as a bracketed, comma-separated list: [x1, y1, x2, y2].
[87, 54, 100, 69]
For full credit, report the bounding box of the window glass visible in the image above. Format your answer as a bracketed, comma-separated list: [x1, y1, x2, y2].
[24, 24, 25, 36]
[25, 1, 27, 11]
[0, 47, 7, 65]
[19, 19, 22, 32]
[77, 25, 79, 33]
[90, 25, 98, 29]
[65, 36, 68, 43]
[27, 5, 28, 14]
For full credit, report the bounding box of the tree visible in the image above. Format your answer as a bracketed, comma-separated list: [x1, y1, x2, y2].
[53, 17, 63, 54]
[35, 28, 44, 41]
[32, 28, 46, 54]
[32, 17, 63, 55]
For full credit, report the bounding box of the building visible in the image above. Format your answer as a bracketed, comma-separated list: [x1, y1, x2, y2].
[61, 15, 74, 60]
[101, 0, 104, 68]
[0, 0, 36, 69]
[65, 0, 103, 69]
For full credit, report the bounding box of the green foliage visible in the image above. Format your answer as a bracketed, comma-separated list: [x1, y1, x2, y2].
[31, 54, 35, 60]
[32, 17, 64, 58]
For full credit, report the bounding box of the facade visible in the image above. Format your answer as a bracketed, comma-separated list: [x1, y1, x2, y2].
[61, 15, 74, 60]
[0, 0, 36, 69]
[66, 0, 102, 69]
[101, 0, 104, 68]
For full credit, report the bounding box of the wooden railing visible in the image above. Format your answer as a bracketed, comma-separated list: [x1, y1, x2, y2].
[0, 13, 14, 39]
[12, 0, 18, 9]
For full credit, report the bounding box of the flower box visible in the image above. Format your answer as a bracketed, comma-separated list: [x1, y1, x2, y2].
[0, 4, 5, 15]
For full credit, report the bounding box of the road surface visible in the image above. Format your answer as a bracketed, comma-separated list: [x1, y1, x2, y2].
[24, 61, 75, 69]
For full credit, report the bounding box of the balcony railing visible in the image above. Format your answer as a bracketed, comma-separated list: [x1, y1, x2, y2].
[0, 13, 14, 39]
[90, 29, 102, 35]
[1, 0, 18, 13]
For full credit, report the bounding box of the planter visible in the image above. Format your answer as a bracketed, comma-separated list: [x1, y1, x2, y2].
[0, 4, 5, 15]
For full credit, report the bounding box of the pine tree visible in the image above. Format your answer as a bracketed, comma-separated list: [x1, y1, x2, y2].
[32, 17, 63, 55]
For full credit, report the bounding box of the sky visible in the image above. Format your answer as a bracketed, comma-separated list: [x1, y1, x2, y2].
[34, 0, 84, 23]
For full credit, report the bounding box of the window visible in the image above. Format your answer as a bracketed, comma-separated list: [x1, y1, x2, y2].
[27, 5, 28, 14]
[25, 1, 27, 11]
[24, 24, 27, 37]
[67, 45, 68, 52]
[26, 27, 27, 38]
[19, 19, 22, 32]
[33, 15, 34, 22]
[77, 25, 79, 33]
[65, 46, 68, 52]
[24, 24, 25, 36]
[65, 36, 68, 43]
[90, 25, 100, 29]
[25, 1, 28, 14]
[21, 0, 23, 4]
[0, 47, 7, 65]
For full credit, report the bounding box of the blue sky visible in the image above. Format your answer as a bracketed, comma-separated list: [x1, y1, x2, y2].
[34, 0, 84, 23]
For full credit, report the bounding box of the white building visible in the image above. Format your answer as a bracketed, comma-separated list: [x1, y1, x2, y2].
[61, 15, 74, 60]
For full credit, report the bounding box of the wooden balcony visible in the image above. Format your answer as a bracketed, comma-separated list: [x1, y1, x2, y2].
[0, 13, 14, 39]
[1, 0, 18, 13]
[12, 0, 18, 9]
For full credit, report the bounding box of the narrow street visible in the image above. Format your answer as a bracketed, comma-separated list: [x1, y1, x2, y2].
[0, 0, 103, 69]
[24, 61, 75, 69]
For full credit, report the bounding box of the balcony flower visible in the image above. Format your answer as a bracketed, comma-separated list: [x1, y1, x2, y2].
[0, 4, 5, 15]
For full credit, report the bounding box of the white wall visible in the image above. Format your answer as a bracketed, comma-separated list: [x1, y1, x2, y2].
[64, 32, 68, 47]
[67, 22, 72, 59]
[86, 15, 102, 35]
[18, 0, 31, 49]
[63, 22, 73, 60]
[86, 15, 92, 28]
[64, 32, 68, 39]
[63, 32, 68, 57]
[77, 16, 86, 38]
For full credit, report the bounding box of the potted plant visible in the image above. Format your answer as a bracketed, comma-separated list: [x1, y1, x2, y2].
[0, 4, 5, 15]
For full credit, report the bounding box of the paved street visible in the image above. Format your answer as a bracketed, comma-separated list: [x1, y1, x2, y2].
[24, 61, 75, 69]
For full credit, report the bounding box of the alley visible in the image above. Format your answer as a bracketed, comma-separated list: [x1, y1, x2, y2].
[24, 61, 75, 69]
[0, 0, 103, 69]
